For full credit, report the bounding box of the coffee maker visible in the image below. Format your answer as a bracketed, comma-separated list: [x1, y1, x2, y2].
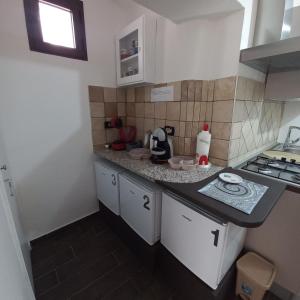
[150, 127, 174, 164]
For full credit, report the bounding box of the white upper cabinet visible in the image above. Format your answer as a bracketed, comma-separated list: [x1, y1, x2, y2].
[116, 15, 157, 86]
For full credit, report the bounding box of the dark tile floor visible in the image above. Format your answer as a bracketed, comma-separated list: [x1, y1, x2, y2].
[31, 212, 281, 300]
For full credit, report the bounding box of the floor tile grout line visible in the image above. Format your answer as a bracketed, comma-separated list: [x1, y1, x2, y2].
[68, 263, 124, 300]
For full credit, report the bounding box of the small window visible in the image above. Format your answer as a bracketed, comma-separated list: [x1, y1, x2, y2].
[23, 0, 88, 60]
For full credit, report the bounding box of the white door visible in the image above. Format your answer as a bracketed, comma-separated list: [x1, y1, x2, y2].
[0, 133, 33, 286]
[95, 162, 120, 215]
[161, 193, 226, 290]
[119, 176, 156, 245]
[0, 164, 35, 299]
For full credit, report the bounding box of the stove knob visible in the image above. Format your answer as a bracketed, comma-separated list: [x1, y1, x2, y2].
[281, 157, 286, 162]
[290, 159, 296, 164]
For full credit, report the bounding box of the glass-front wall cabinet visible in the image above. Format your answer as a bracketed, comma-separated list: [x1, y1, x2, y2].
[116, 15, 156, 86]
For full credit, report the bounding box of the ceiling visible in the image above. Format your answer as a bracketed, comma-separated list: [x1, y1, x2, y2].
[133, 0, 243, 23]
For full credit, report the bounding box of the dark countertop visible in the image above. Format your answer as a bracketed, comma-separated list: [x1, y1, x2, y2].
[156, 167, 287, 228]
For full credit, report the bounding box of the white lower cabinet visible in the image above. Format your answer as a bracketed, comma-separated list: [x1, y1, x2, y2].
[161, 192, 246, 290]
[94, 160, 123, 215]
[119, 174, 161, 245]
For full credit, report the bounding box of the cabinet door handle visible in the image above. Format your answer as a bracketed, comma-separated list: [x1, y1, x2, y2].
[211, 229, 219, 247]
[143, 195, 150, 210]
[111, 174, 116, 186]
[182, 215, 192, 222]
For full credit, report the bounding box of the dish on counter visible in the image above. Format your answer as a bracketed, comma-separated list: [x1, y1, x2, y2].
[168, 156, 198, 170]
[219, 173, 243, 184]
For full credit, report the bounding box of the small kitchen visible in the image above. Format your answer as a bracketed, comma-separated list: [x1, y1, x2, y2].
[0, 0, 299, 300]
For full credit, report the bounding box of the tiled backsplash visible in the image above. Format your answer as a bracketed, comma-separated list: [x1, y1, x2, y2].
[228, 77, 283, 166]
[88, 76, 283, 167]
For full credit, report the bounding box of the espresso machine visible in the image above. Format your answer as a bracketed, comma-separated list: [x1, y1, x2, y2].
[150, 127, 174, 164]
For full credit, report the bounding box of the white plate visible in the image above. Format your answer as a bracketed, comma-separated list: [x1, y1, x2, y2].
[219, 173, 243, 184]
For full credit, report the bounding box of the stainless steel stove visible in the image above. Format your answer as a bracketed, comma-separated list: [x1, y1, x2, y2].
[241, 155, 300, 187]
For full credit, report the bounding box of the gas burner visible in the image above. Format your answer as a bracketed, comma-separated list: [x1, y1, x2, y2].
[258, 167, 273, 174]
[241, 155, 300, 187]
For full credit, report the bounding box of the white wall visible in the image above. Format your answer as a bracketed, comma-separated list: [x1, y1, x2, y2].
[158, 10, 244, 81]
[0, 0, 244, 240]
[278, 101, 300, 143]
[0, 0, 139, 240]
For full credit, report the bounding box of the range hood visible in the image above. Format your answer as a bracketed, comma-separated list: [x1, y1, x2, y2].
[240, 36, 300, 74]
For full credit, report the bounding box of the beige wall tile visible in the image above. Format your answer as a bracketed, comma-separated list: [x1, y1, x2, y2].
[104, 87, 117, 102]
[106, 128, 119, 143]
[126, 88, 135, 102]
[117, 103, 126, 117]
[144, 118, 155, 132]
[186, 102, 194, 121]
[116, 88, 126, 102]
[214, 77, 236, 100]
[145, 103, 155, 118]
[168, 81, 182, 101]
[136, 117, 144, 139]
[166, 102, 180, 121]
[202, 81, 208, 101]
[193, 102, 201, 121]
[178, 137, 185, 155]
[210, 157, 228, 167]
[180, 102, 187, 121]
[191, 137, 196, 155]
[89, 86, 104, 102]
[179, 122, 185, 137]
[191, 122, 200, 137]
[187, 80, 195, 101]
[172, 136, 179, 155]
[104, 103, 117, 118]
[207, 80, 215, 101]
[90, 102, 105, 118]
[181, 81, 188, 101]
[166, 120, 180, 137]
[212, 100, 234, 122]
[199, 102, 207, 121]
[92, 130, 106, 145]
[210, 139, 229, 160]
[126, 103, 135, 117]
[205, 102, 213, 122]
[135, 103, 145, 118]
[231, 122, 242, 139]
[126, 117, 136, 127]
[154, 102, 167, 119]
[195, 81, 202, 101]
[154, 119, 166, 129]
[235, 77, 247, 100]
[211, 122, 232, 140]
[91, 117, 105, 131]
[135, 87, 145, 102]
[185, 121, 192, 137]
[184, 138, 192, 155]
[145, 86, 152, 102]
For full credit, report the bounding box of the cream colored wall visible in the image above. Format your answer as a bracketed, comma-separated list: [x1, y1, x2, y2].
[245, 189, 300, 294]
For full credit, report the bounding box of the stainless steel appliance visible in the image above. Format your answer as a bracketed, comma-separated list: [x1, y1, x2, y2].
[240, 155, 300, 187]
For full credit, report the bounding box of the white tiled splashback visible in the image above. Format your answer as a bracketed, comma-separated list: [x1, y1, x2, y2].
[229, 77, 284, 166]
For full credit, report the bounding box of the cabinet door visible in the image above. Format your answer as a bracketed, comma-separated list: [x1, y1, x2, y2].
[116, 16, 144, 86]
[95, 162, 120, 215]
[119, 176, 155, 245]
[161, 193, 226, 290]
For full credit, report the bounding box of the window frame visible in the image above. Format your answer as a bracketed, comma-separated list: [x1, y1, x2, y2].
[23, 0, 88, 61]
